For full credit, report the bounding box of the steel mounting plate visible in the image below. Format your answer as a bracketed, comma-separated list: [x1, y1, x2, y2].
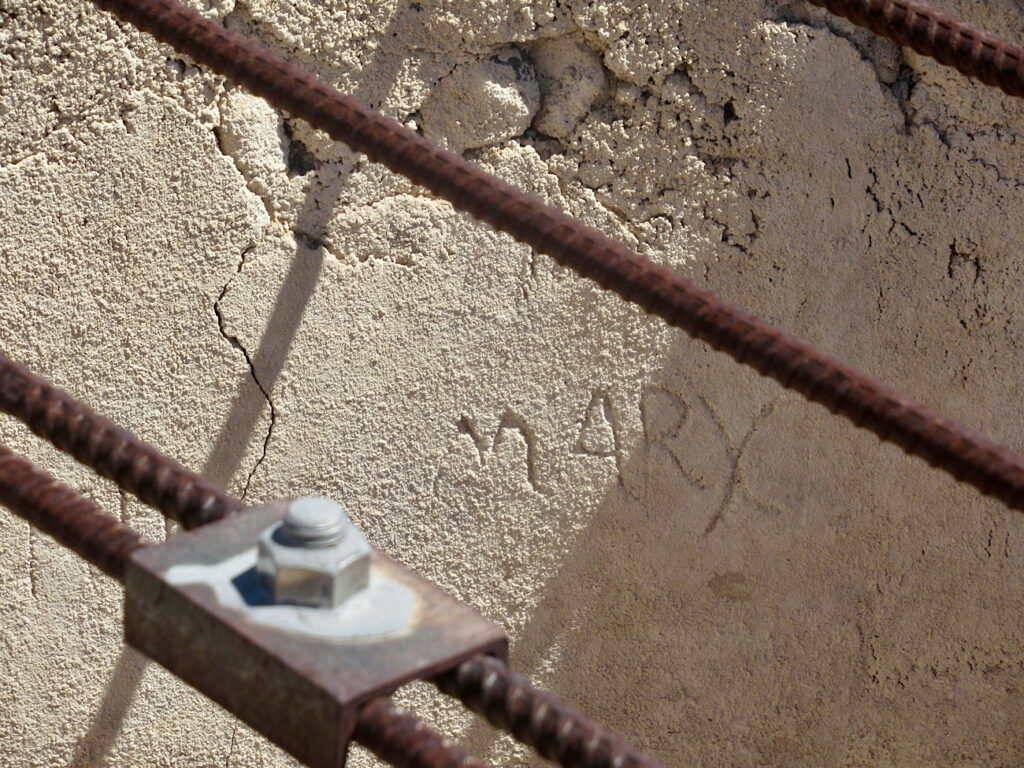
[124, 501, 508, 768]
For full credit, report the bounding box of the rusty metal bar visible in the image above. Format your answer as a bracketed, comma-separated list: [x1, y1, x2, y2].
[0, 443, 145, 580]
[0, 438, 495, 768]
[0, 366, 652, 765]
[355, 697, 491, 768]
[84, 0, 1024, 514]
[808, 0, 1024, 99]
[434, 655, 664, 768]
[0, 352, 242, 529]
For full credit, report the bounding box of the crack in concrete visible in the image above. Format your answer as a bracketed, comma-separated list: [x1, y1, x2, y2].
[211, 96, 277, 222]
[773, 8, 900, 89]
[214, 245, 276, 500]
[208, 97, 360, 264]
[0, 150, 48, 173]
[28, 527, 38, 600]
[223, 723, 238, 768]
[909, 117, 1024, 190]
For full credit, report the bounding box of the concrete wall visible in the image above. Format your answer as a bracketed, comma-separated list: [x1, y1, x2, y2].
[3, 0, 1024, 764]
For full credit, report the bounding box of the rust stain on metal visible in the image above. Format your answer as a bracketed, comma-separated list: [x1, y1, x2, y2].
[124, 501, 507, 768]
[0, 443, 146, 581]
[355, 697, 492, 768]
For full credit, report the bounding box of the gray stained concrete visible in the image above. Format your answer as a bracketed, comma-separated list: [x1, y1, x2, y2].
[3, 0, 1024, 765]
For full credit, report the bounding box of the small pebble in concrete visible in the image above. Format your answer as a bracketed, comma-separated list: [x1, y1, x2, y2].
[530, 36, 606, 140]
[421, 47, 540, 153]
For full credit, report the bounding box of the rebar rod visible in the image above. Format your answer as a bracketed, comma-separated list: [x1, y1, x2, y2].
[809, 0, 1024, 99]
[434, 655, 663, 768]
[0, 387, 651, 768]
[355, 697, 492, 768]
[0, 352, 242, 529]
[0, 433, 493, 768]
[0, 349, 641, 766]
[0, 443, 145, 580]
[84, 0, 1024, 513]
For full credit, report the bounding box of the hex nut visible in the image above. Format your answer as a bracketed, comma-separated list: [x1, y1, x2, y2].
[256, 498, 371, 608]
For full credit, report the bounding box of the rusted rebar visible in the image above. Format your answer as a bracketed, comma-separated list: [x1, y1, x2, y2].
[808, 0, 1024, 99]
[355, 697, 492, 768]
[434, 655, 663, 768]
[0, 352, 241, 529]
[0, 437, 490, 768]
[85, 0, 1024, 513]
[0, 443, 145, 580]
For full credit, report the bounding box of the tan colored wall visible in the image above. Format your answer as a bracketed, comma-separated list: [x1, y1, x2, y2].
[4, 0, 1024, 765]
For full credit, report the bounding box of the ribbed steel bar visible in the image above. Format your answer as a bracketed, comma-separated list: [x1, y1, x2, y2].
[0, 352, 242, 529]
[0, 443, 145, 580]
[808, 0, 1024, 99]
[85, 0, 1024, 513]
[434, 655, 663, 768]
[0, 437, 489, 768]
[355, 697, 491, 768]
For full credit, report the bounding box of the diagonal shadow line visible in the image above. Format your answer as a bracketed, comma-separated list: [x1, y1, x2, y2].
[68, 646, 148, 768]
[229, 0, 410, 116]
[70, 221, 327, 768]
[203, 244, 325, 493]
[69, 245, 324, 766]
[66, 13, 424, 760]
[453, 340, 752, 764]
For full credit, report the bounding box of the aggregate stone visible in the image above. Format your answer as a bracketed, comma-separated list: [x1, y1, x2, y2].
[421, 47, 540, 153]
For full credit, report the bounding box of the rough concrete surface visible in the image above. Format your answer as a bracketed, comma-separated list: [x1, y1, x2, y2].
[3, 0, 1024, 765]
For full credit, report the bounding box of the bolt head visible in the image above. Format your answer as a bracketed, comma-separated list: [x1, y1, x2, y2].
[256, 497, 371, 608]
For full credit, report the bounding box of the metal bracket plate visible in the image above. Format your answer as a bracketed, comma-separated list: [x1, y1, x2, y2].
[124, 501, 508, 768]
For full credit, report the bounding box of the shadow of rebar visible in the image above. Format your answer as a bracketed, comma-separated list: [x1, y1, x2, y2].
[70, 158, 330, 767]
[203, 244, 324, 494]
[68, 647, 147, 768]
[451, 331, 783, 763]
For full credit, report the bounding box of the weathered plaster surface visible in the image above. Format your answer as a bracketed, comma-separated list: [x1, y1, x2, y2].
[3, 0, 1024, 765]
